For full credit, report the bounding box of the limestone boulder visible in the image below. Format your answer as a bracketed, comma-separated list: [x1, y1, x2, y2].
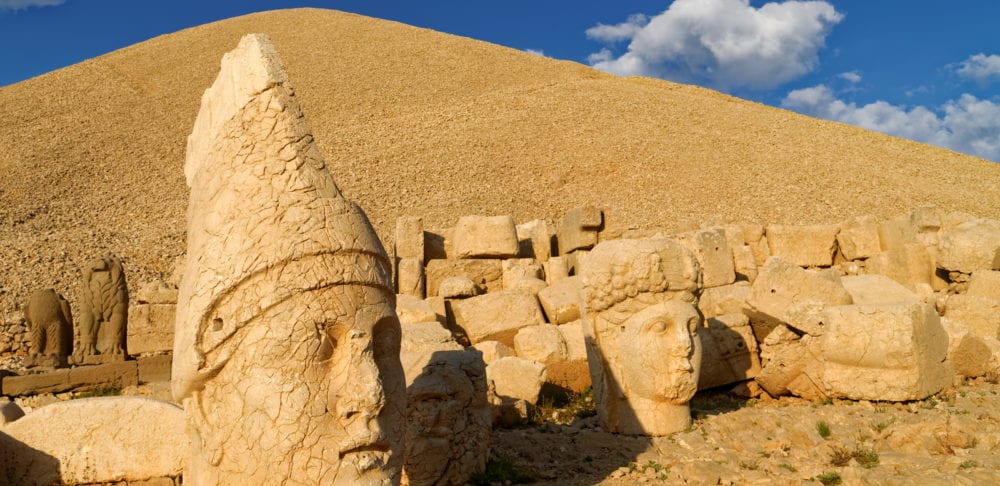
[502, 258, 543, 289]
[505, 276, 548, 296]
[747, 257, 853, 340]
[878, 214, 920, 251]
[0, 397, 186, 485]
[755, 335, 825, 400]
[698, 314, 761, 390]
[731, 244, 759, 282]
[543, 256, 570, 284]
[937, 218, 1000, 273]
[840, 275, 919, 306]
[698, 281, 751, 318]
[399, 322, 464, 385]
[514, 324, 567, 365]
[396, 257, 425, 297]
[943, 294, 1000, 340]
[395, 216, 425, 261]
[425, 259, 502, 297]
[677, 228, 736, 288]
[486, 356, 546, 404]
[537, 276, 582, 324]
[557, 205, 602, 254]
[396, 294, 438, 324]
[451, 291, 546, 346]
[766, 224, 839, 267]
[472, 340, 516, 365]
[453, 215, 519, 259]
[438, 276, 478, 299]
[837, 216, 881, 261]
[866, 243, 938, 292]
[126, 302, 176, 356]
[516, 219, 552, 262]
[967, 270, 1000, 300]
[822, 302, 951, 401]
[941, 318, 993, 378]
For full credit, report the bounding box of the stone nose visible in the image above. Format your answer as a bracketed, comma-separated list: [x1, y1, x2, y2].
[334, 350, 386, 421]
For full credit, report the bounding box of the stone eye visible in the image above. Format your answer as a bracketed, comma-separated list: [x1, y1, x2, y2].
[644, 320, 668, 334]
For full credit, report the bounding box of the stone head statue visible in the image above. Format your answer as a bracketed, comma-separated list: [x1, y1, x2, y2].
[580, 238, 703, 436]
[402, 349, 491, 486]
[173, 34, 405, 484]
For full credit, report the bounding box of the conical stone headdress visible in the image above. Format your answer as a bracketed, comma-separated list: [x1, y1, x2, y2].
[172, 34, 392, 401]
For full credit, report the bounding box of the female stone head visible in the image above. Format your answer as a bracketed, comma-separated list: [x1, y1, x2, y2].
[581, 238, 703, 436]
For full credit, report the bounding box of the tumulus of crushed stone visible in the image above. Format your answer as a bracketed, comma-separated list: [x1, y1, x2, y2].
[1, 7, 999, 314]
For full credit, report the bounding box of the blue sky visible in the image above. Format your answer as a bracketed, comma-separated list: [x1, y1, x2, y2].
[2, 0, 998, 161]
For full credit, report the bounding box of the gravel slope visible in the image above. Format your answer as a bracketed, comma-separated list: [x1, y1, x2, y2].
[2, 8, 999, 313]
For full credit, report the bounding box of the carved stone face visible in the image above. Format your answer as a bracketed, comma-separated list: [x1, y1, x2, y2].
[403, 351, 491, 485]
[617, 301, 701, 404]
[189, 285, 404, 484]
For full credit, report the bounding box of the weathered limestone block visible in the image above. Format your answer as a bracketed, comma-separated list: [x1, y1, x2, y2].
[878, 215, 920, 251]
[138, 354, 173, 384]
[747, 257, 853, 340]
[425, 259, 503, 297]
[943, 294, 1000, 340]
[581, 238, 702, 436]
[505, 276, 548, 296]
[941, 318, 993, 378]
[0, 397, 186, 485]
[755, 335, 825, 400]
[126, 302, 176, 356]
[698, 281, 751, 318]
[423, 227, 452, 260]
[937, 218, 1000, 273]
[514, 324, 567, 365]
[452, 215, 519, 259]
[910, 206, 943, 250]
[75, 254, 129, 365]
[765, 224, 839, 267]
[537, 276, 582, 324]
[837, 216, 881, 261]
[866, 243, 939, 291]
[2, 360, 141, 397]
[174, 35, 405, 484]
[557, 205, 602, 254]
[502, 258, 543, 289]
[486, 356, 546, 403]
[23, 289, 73, 368]
[557, 321, 588, 362]
[968, 270, 1000, 300]
[731, 244, 758, 282]
[677, 228, 736, 288]
[396, 294, 439, 324]
[472, 340, 515, 365]
[698, 314, 761, 390]
[840, 275, 919, 306]
[543, 256, 571, 284]
[741, 224, 771, 267]
[553, 321, 591, 392]
[399, 322, 464, 386]
[397, 257, 426, 297]
[402, 349, 491, 486]
[451, 291, 546, 346]
[395, 216, 425, 260]
[516, 219, 552, 263]
[822, 303, 951, 401]
[438, 276, 478, 299]
[0, 398, 25, 424]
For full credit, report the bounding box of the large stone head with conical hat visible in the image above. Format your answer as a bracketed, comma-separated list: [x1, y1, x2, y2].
[173, 34, 405, 484]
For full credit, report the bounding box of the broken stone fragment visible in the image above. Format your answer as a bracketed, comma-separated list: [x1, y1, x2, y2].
[537, 275, 582, 324]
[452, 215, 519, 258]
[557, 205, 603, 254]
[451, 291, 546, 346]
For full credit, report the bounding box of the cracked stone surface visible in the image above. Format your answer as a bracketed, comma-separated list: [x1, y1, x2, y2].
[173, 34, 405, 484]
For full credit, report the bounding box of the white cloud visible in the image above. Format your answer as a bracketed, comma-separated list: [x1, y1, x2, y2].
[838, 71, 861, 83]
[585, 0, 843, 90]
[783, 85, 1000, 161]
[524, 49, 548, 57]
[585, 14, 649, 43]
[0, 0, 64, 10]
[955, 53, 1000, 85]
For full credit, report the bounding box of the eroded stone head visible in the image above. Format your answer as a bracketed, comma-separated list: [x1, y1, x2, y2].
[173, 33, 405, 484]
[580, 238, 703, 436]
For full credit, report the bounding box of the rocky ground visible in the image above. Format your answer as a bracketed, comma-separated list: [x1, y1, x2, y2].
[487, 380, 1000, 485]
